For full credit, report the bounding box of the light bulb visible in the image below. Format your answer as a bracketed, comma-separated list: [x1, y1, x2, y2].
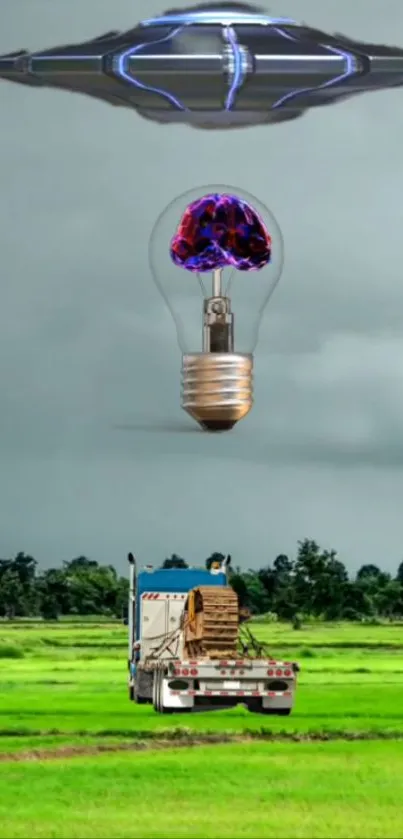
[148, 183, 284, 433]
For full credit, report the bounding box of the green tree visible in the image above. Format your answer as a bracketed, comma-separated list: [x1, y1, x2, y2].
[258, 554, 298, 620]
[36, 568, 71, 617]
[293, 539, 326, 616]
[65, 556, 99, 572]
[357, 565, 390, 588]
[313, 554, 348, 620]
[396, 561, 403, 585]
[293, 540, 348, 619]
[0, 539, 401, 622]
[40, 593, 61, 621]
[13, 552, 38, 615]
[0, 553, 38, 616]
[65, 559, 120, 615]
[374, 580, 403, 618]
[342, 580, 374, 620]
[162, 554, 188, 569]
[240, 571, 271, 614]
[228, 568, 249, 607]
[0, 568, 25, 618]
[114, 576, 130, 620]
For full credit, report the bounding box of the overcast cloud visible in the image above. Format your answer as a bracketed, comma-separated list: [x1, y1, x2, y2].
[1, 0, 403, 573]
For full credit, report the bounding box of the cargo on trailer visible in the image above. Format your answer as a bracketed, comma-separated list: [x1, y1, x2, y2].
[127, 552, 299, 715]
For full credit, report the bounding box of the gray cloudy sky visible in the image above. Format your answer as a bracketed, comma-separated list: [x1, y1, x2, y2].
[1, 0, 403, 574]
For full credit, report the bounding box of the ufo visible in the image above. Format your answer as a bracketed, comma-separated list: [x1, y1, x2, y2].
[1, 2, 403, 129]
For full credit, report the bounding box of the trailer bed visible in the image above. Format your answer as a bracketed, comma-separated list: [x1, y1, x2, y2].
[131, 656, 298, 714]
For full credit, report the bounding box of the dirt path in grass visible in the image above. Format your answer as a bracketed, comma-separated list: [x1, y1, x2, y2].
[1, 731, 402, 762]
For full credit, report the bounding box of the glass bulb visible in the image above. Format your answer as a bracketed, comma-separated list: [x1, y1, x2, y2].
[148, 183, 284, 433]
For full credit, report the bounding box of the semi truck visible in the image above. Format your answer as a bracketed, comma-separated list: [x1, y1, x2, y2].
[127, 553, 299, 715]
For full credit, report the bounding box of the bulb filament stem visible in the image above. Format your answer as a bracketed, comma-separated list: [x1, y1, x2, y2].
[203, 270, 234, 353]
[212, 268, 222, 298]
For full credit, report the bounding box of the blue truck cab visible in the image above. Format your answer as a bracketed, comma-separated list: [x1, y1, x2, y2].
[127, 554, 228, 673]
[127, 553, 298, 715]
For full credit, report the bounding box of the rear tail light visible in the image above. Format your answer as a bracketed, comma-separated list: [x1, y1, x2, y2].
[190, 668, 198, 676]
[268, 667, 292, 677]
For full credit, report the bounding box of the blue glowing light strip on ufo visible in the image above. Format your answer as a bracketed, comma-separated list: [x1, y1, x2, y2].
[223, 26, 244, 110]
[116, 26, 188, 111]
[270, 26, 356, 109]
[141, 13, 297, 27]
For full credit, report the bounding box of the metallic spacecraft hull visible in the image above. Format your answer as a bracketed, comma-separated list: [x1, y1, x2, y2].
[1, 4, 403, 129]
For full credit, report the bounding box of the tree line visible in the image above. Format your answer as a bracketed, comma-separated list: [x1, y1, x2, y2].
[0, 554, 128, 620]
[1, 540, 403, 621]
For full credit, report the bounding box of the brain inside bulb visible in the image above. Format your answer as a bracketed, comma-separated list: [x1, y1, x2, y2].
[169, 193, 272, 273]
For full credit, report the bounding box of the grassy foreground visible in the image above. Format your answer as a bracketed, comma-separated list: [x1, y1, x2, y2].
[1, 741, 403, 838]
[1, 621, 403, 741]
[0, 620, 403, 838]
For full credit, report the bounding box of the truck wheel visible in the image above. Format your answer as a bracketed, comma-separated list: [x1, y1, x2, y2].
[154, 671, 172, 714]
[130, 678, 148, 704]
[158, 673, 172, 714]
[160, 691, 173, 714]
[157, 670, 163, 713]
[260, 707, 292, 716]
[152, 671, 159, 712]
[153, 670, 164, 712]
[247, 700, 291, 716]
[247, 699, 262, 714]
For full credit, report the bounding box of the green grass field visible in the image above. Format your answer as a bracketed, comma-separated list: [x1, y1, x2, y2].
[0, 620, 403, 838]
[2, 742, 403, 839]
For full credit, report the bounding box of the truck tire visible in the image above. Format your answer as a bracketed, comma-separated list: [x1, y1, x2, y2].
[157, 670, 163, 712]
[158, 671, 170, 714]
[130, 679, 148, 704]
[158, 672, 165, 713]
[247, 700, 291, 716]
[153, 670, 172, 714]
[134, 680, 148, 705]
[262, 708, 292, 716]
[152, 670, 161, 712]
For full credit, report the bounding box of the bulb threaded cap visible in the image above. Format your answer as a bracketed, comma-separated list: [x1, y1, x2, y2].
[181, 353, 253, 432]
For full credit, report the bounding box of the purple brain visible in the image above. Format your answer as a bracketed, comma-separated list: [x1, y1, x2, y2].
[169, 193, 272, 273]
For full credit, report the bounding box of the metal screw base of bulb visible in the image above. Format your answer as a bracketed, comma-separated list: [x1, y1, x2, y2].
[181, 353, 253, 433]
